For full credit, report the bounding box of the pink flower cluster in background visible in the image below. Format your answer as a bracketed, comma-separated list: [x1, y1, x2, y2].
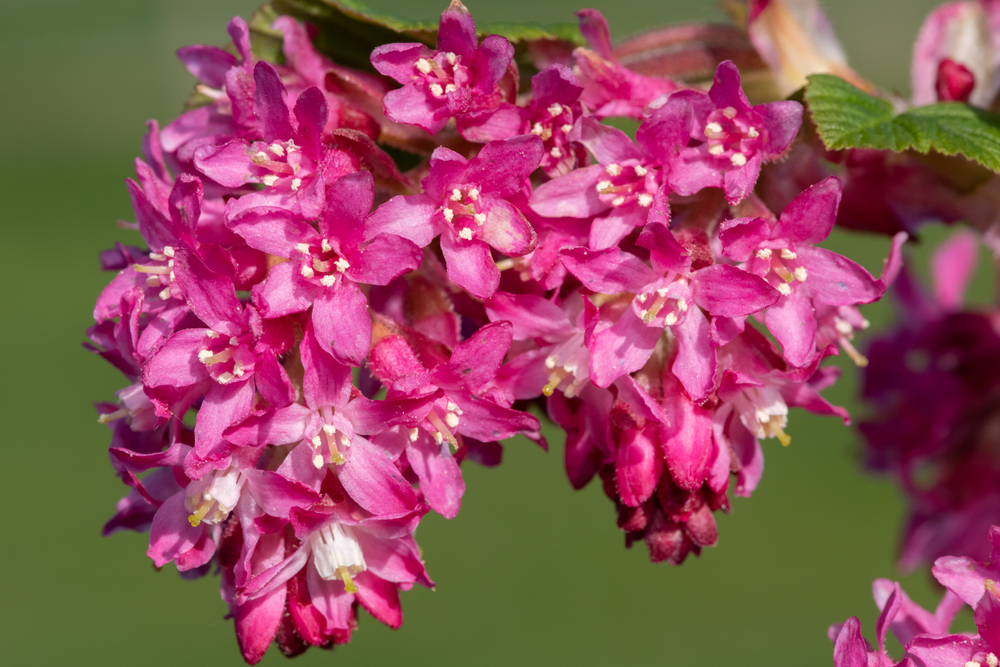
[89, 0, 1000, 664]
[831, 526, 1000, 667]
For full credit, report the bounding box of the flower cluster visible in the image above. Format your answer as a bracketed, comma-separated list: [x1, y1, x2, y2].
[88, 1, 900, 662]
[857, 229, 1000, 571]
[830, 525, 1000, 667]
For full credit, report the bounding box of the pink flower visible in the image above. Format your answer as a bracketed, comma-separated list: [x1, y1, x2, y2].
[367, 135, 543, 298]
[231, 171, 422, 366]
[370, 0, 515, 136]
[663, 60, 802, 205]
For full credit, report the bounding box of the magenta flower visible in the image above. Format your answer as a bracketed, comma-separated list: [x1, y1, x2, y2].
[559, 227, 779, 397]
[370, 0, 515, 136]
[162, 17, 258, 167]
[529, 114, 688, 250]
[141, 250, 296, 478]
[663, 60, 802, 204]
[719, 177, 901, 367]
[230, 170, 421, 366]
[367, 135, 543, 298]
[459, 64, 587, 177]
[573, 9, 681, 119]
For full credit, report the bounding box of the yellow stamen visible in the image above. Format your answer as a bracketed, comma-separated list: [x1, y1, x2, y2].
[543, 368, 569, 396]
[188, 502, 212, 527]
[338, 566, 359, 593]
[771, 423, 791, 447]
[132, 264, 172, 275]
[773, 266, 794, 283]
[426, 411, 458, 448]
[840, 338, 869, 367]
[98, 408, 129, 424]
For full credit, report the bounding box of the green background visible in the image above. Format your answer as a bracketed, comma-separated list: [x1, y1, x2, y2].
[0, 0, 982, 664]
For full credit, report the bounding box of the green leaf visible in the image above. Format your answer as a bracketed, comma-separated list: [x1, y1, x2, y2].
[804, 73, 1000, 174]
[259, 0, 582, 73]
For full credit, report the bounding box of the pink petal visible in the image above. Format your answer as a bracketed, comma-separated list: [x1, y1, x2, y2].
[560, 246, 658, 294]
[253, 61, 293, 143]
[147, 492, 202, 567]
[312, 283, 372, 367]
[615, 426, 663, 507]
[366, 194, 439, 248]
[354, 572, 403, 629]
[235, 584, 286, 665]
[529, 164, 608, 218]
[771, 176, 842, 246]
[339, 437, 419, 515]
[229, 206, 320, 257]
[799, 247, 883, 305]
[931, 229, 979, 310]
[589, 306, 662, 387]
[301, 322, 353, 410]
[691, 264, 780, 317]
[765, 289, 817, 368]
[481, 199, 537, 256]
[407, 433, 465, 519]
[440, 233, 500, 299]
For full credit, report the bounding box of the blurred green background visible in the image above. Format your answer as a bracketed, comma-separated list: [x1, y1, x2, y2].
[0, 0, 982, 664]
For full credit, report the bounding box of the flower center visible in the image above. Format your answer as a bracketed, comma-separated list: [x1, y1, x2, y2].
[595, 162, 655, 208]
[185, 467, 246, 527]
[530, 102, 576, 162]
[703, 106, 763, 167]
[734, 386, 791, 446]
[416, 52, 467, 98]
[296, 238, 351, 287]
[132, 245, 177, 301]
[755, 246, 807, 296]
[198, 330, 253, 384]
[311, 523, 367, 593]
[542, 330, 589, 398]
[441, 186, 485, 241]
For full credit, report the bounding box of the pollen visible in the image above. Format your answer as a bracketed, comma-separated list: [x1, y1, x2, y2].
[262, 175, 278, 186]
[677, 299, 688, 311]
[445, 52, 457, 66]
[708, 144, 725, 156]
[301, 265, 315, 278]
[335, 258, 350, 272]
[531, 122, 544, 136]
[793, 267, 808, 281]
[637, 193, 653, 207]
[474, 213, 486, 225]
[269, 143, 285, 157]
[987, 653, 998, 667]
[596, 180, 613, 193]
[705, 122, 723, 137]
[730, 153, 747, 167]
[781, 249, 797, 259]
[163, 246, 175, 258]
[548, 103, 564, 116]
[443, 208, 454, 222]
[320, 275, 336, 286]
[409, 428, 420, 442]
[296, 243, 310, 253]
[451, 189, 463, 201]
[722, 106, 738, 119]
[291, 178, 302, 191]
[561, 124, 574, 134]
[664, 312, 678, 326]
[606, 163, 623, 176]
[777, 282, 791, 296]
[458, 227, 473, 240]
[634, 165, 648, 177]
[611, 196, 626, 206]
[550, 146, 562, 158]
[445, 412, 460, 428]
[756, 248, 772, 260]
[747, 126, 760, 138]
[416, 58, 432, 74]
[445, 84, 457, 93]
[429, 83, 444, 96]
[468, 188, 479, 201]
[637, 293, 648, 303]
